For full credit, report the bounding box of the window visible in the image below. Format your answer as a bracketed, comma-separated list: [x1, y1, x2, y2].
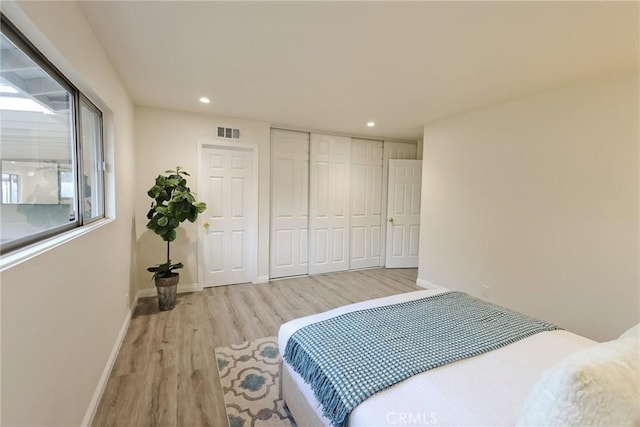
[80, 99, 104, 221]
[0, 15, 104, 254]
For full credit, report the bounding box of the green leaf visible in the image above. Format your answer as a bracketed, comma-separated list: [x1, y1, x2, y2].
[147, 168, 204, 252]
[147, 261, 184, 279]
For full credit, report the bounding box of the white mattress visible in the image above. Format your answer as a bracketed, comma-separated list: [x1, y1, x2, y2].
[278, 289, 597, 426]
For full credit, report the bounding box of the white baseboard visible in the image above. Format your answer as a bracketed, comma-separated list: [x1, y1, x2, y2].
[416, 278, 449, 290]
[136, 282, 200, 298]
[253, 275, 269, 284]
[81, 292, 138, 427]
[82, 280, 199, 425]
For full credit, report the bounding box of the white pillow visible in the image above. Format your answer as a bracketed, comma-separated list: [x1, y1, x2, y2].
[517, 334, 640, 427]
[620, 323, 640, 339]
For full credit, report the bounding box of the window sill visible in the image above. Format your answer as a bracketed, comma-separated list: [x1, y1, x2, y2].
[0, 218, 115, 272]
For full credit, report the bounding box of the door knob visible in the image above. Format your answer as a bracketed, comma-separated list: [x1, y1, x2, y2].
[203, 222, 210, 228]
[388, 217, 394, 223]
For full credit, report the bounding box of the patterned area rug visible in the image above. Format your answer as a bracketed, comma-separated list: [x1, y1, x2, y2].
[215, 336, 296, 427]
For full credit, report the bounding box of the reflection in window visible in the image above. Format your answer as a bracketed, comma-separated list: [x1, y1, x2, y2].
[80, 99, 104, 220]
[0, 15, 103, 253]
[1, 173, 19, 203]
[59, 170, 74, 199]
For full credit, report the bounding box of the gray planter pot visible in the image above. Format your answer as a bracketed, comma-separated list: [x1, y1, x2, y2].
[155, 273, 179, 311]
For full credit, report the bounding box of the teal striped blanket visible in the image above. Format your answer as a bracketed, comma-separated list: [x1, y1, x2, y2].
[283, 291, 560, 427]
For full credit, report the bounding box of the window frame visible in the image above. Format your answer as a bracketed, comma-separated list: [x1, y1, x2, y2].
[0, 14, 105, 255]
[78, 94, 105, 225]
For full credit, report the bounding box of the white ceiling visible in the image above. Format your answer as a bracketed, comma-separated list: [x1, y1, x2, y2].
[79, 1, 639, 141]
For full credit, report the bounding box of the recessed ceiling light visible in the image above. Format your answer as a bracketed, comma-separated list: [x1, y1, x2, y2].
[199, 97, 210, 104]
[366, 121, 375, 127]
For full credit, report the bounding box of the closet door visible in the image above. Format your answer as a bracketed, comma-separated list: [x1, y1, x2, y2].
[309, 134, 351, 274]
[381, 141, 417, 266]
[350, 139, 383, 269]
[270, 129, 309, 279]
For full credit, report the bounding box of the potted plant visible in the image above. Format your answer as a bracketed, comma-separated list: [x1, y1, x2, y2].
[146, 167, 206, 310]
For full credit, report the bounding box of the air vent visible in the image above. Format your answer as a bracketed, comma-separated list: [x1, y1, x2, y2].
[217, 126, 241, 141]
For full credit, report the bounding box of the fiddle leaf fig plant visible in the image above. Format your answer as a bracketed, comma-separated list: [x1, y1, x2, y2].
[146, 167, 206, 279]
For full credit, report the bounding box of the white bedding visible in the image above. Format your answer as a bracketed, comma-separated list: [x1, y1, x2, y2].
[278, 289, 597, 426]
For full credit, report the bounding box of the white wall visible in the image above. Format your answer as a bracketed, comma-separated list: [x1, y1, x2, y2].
[0, 1, 136, 425]
[419, 71, 639, 342]
[134, 107, 271, 290]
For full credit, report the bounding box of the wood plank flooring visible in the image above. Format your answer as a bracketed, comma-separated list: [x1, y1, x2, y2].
[92, 268, 418, 426]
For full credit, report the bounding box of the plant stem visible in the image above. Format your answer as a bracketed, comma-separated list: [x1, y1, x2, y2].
[166, 240, 170, 264]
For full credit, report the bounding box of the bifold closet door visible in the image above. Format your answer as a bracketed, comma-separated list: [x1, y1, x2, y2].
[270, 129, 309, 279]
[309, 134, 351, 275]
[350, 139, 383, 269]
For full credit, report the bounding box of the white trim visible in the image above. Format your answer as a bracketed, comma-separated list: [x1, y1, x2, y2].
[0, 218, 114, 272]
[268, 273, 308, 282]
[82, 279, 202, 426]
[348, 266, 382, 272]
[253, 275, 269, 284]
[270, 126, 415, 145]
[136, 283, 200, 299]
[81, 291, 138, 427]
[416, 278, 449, 290]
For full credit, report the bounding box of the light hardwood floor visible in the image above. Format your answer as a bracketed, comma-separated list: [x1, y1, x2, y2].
[92, 268, 419, 426]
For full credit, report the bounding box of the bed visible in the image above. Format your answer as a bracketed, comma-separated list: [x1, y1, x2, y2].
[278, 288, 639, 427]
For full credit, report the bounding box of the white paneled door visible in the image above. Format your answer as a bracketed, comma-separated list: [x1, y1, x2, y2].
[270, 129, 309, 279]
[201, 145, 256, 287]
[350, 139, 383, 269]
[309, 134, 351, 275]
[385, 159, 422, 268]
[381, 141, 417, 266]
